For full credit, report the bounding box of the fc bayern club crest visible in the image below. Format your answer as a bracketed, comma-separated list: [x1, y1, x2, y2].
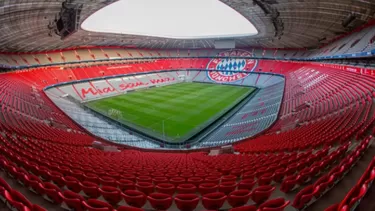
[206, 50, 258, 83]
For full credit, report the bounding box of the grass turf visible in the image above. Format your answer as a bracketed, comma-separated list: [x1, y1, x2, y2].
[86, 82, 255, 142]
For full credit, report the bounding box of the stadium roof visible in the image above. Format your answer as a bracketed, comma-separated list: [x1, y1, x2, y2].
[0, 0, 375, 52]
[81, 0, 258, 39]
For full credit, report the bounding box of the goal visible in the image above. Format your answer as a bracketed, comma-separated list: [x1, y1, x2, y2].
[178, 75, 187, 82]
[108, 108, 122, 120]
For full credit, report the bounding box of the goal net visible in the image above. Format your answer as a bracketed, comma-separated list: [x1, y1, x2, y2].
[178, 75, 187, 82]
[108, 108, 122, 120]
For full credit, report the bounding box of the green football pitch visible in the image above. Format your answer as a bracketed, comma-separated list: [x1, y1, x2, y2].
[86, 82, 256, 142]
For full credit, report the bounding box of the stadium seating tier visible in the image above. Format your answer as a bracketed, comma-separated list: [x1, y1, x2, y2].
[0, 57, 375, 211]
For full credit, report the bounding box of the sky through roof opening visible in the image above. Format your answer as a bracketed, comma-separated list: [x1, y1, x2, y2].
[81, 0, 258, 39]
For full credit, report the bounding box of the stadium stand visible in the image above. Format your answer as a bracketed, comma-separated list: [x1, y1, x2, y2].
[0, 52, 375, 211]
[307, 25, 375, 59]
[201, 80, 283, 147]
[1, 24, 375, 68]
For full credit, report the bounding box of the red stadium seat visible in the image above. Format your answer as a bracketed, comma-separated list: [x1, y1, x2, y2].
[170, 177, 186, 186]
[364, 168, 375, 186]
[347, 184, 368, 209]
[58, 190, 85, 211]
[242, 171, 256, 180]
[58, 166, 72, 177]
[298, 168, 313, 185]
[98, 186, 122, 205]
[84, 173, 100, 184]
[155, 183, 175, 195]
[166, 173, 179, 179]
[273, 168, 287, 183]
[80, 181, 100, 198]
[280, 175, 299, 193]
[238, 178, 256, 190]
[187, 177, 203, 187]
[0, 157, 7, 171]
[135, 182, 154, 195]
[202, 192, 227, 210]
[227, 189, 252, 208]
[251, 185, 276, 204]
[100, 176, 117, 187]
[117, 179, 135, 191]
[292, 185, 320, 209]
[122, 190, 147, 208]
[32, 204, 47, 211]
[174, 194, 200, 211]
[137, 176, 152, 183]
[122, 174, 137, 183]
[49, 171, 65, 188]
[82, 199, 114, 211]
[24, 174, 42, 194]
[39, 182, 63, 204]
[5, 163, 18, 179]
[199, 183, 218, 195]
[180, 173, 194, 179]
[177, 183, 197, 194]
[14, 167, 29, 186]
[219, 181, 237, 195]
[147, 193, 173, 210]
[5, 190, 33, 211]
[0, 177, 11, 202]
[259, 198, 290, 211]
[152, 177, 168, 185]
[62, 176, 81, 193]
[285, 163, 298, 176]
[71, 169, 85, 181]
[313, 175, 331, 198]
[221, 175, 237, 182]
[324, 204, 339, 211]
[258, 173, 274, 186]
[204, 176, 220, 184]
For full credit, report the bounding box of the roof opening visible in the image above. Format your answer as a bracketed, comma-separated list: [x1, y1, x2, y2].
[81, 0, 258, 39]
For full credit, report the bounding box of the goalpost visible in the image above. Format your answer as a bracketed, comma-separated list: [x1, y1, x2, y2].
[108, 108, 122, 120]
[178, 75, 188, 82]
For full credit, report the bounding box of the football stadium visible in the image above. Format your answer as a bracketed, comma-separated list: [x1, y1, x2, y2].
[0, 0, 375, 211]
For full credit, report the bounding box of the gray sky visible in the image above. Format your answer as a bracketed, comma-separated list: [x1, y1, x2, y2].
[81, 0, 258, 39]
